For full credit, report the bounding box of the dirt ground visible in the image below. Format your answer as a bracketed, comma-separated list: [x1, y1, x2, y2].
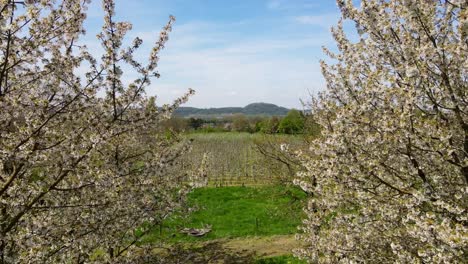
[222, 235, 301, 258]
[148, 235, 302, 264]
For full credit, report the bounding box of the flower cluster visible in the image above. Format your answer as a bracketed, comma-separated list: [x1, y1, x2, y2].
[296, 0, 467, 263]
[0, 0, 193, 262]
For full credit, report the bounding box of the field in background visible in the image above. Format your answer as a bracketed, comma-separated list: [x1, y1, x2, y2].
[181, 132, 304, 186]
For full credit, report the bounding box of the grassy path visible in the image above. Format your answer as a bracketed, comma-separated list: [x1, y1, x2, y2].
[144, 185, 307, 243]
[143, 185, 308, 263]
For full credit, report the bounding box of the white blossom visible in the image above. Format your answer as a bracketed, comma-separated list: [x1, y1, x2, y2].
[0, 0, 194, 262]
[296, 0, 467, 263]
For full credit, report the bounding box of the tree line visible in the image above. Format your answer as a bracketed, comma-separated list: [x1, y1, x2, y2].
[162, 109, 321, 135]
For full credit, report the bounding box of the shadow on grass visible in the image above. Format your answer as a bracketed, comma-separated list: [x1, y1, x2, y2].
[140, 241, 257, 264]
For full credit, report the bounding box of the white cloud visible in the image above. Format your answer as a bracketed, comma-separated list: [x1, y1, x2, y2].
[294, 13, 340, 28]
[267, 0, 321, 11]
[267, 0, 282, 9]
[147, 21, 329, 108]
[78, 16, 332, 108]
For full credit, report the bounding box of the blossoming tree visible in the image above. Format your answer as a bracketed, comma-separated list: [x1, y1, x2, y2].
[295, 0, 467, 262]
[0, 0, 194, 262]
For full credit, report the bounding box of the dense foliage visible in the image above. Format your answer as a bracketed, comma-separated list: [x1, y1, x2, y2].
[0, 0, 195, 262]
[296, 0, 467, 263]
[278, 109, 305, 134]
[164, 109, 308, 135]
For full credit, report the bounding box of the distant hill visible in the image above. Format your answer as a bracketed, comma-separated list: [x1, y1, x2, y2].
[174, 103, 290, 117]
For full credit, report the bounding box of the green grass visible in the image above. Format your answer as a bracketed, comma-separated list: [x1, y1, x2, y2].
[143, 185, 306, 243]
[255, 255, 307, 264]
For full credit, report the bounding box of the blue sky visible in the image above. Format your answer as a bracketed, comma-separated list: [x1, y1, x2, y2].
[82, 0, 344, 108]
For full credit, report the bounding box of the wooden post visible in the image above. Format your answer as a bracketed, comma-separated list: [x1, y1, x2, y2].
[255, 217, 259, 235]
